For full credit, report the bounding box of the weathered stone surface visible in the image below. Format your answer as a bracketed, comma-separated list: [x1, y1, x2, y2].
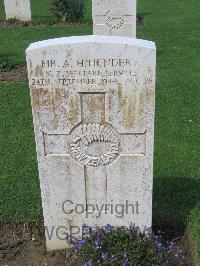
[26, 35, 156, 251]
[4, 0, 31, 21]
[92, 0, 136, 37]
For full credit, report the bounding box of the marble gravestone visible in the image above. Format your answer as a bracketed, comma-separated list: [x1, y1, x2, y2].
[4, 0, 31, 21]
[26, 35, 156, 251]
[92, 0, 136, 37]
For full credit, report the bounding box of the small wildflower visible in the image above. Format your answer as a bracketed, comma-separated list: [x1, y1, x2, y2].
[122, 251, 129, 266]
[105, 224, 113, 233]
[164, 259, 170, 265]
[146, 227, 153, 237]
[166, 241, 174, 250]
[123, 251, 127, 259]
[129, 223, 136, 230]
[70, 225, 184, 265]
[155, 239, 162, 251]
[101, 252, 108, 261]
[95, 238, 101, 250]
[86, 259, 93, 266]
[175, 250, 183, 259]
[82, 225, 90, 235]
[64, 238, 70, 244]
[76, 239, 86, 249]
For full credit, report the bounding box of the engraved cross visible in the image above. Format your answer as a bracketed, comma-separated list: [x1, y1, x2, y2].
[44, 92, 146, 213]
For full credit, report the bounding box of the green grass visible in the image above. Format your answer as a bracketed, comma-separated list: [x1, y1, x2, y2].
[0, 0, 200, 263]
[0, 0, 5, 22]
[0, 0, 54, 23]
[136, 1, 200, 263]
[189, 204, 200, 262]
[32, 0, 92, 24]
[0, 25, 92, 64]
[32, 0, 57, 24]
[0, 0, 92, 24]
[0, 83, 42, 221]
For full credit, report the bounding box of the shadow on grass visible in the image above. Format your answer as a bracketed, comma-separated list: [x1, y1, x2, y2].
[153, 176, 200, 236]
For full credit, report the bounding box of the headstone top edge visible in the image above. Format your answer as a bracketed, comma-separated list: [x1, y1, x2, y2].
[26, 35, 156, 53]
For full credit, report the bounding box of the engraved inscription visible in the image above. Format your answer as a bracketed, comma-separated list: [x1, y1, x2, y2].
[70, 123, 120, 167]
[31, 57, 138, 87]
[106, 10, 125, 30]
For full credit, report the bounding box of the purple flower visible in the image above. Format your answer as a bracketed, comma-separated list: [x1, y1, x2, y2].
[101, 252, 108, 260]
[129, 223, 135, 230]
[95, 238, 101, 250]
[105, 224, 113, 233]
[123, 251, 127, 259]
[86, 259, 93, 266]
[175, 250, 183, 259]
[76, 239, 86, 249]
[82, 224, 87, 228]
[164, 259, 170, 265]
[64, 238, 70, 244]
[155, 239, 163, 251]
[166, 241, 174, 250]
[122, 251, 129, 266]
[82, 225, 90, 235]
[146, 227, 153, 237]
[122, 258, 128, 266]
[94, 224, 100, 230]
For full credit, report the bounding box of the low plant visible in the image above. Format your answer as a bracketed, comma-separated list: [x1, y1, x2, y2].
[0, 57, 14, 72]
[68, 224, 185, 265]
[6, 17, 18, 24]
[50, 0, 85, 23]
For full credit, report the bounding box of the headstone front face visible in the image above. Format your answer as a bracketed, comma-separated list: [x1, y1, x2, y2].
[4, 0, 31, 21]
[92, 0, 136, 37]
[26, 36, 156, 251]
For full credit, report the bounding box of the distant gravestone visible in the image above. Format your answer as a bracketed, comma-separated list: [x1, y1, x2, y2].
[92, 0, 136, 37]
[4, 0, 31, 21]
[26, 35, 156, 251]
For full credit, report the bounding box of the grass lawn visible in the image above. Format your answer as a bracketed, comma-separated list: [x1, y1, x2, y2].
[0, 0, 200, 263]
[0, 0, 92, 24]
[0, 0, 54, 23]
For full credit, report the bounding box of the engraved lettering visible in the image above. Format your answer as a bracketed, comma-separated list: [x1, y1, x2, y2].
[42, 60, 56, 68]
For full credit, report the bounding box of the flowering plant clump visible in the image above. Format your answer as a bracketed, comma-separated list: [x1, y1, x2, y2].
[0, 57, 14, 72]
[69, 224, 184, 265]
[50, 0, 85, 23]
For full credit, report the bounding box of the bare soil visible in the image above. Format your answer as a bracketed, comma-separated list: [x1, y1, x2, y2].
[0, 20, 69, 29]
[0, 221, 196, 266]
[0, 222, 74, 266]
[0, 65, 28, 83]
[0, 16, 144, 29]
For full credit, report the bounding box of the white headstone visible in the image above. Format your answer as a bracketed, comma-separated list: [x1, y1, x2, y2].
[4, 0, 31, 21]
[92, 0, 136, 37]
[26, 35, 156, 251]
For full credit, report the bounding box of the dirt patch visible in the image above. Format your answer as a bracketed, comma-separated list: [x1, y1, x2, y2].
[0, 221, 196, 266]
[0, 222, 76, 266]
[0, 16, 144, 29]
[179, 230, 198, 266]
[153, 219, 197, 265]
[0, 20, 64, 29]
[0, 64, 28, 83]
[136, 16, 144, 25]
[0, 20, 32, 28]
